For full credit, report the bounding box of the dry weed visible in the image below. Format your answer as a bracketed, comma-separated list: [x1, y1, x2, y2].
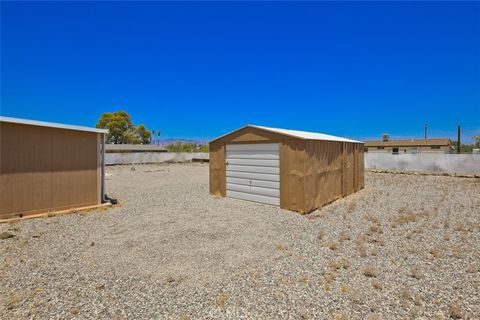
[339, 231, 351, 242]
[340, 257, 350, 269]
[466, 265, 479, 273]
[372, 280, 383, 290]
[366, 313, 382, 320]
[429, 248, 445, 259]
[448, 301, 463, 319]
[368, 225, 384, 234]
[453, 223, 466, 232]
[355, 234, 366, 247]
[364, 214, 380, 225]
[328, 260, 341, 272]
[339, 283, 350, 294]
[348, 202, 356, 213]
[317, 229, 326, 241]
[300, 275, 309, 285]
[328, 241, 339, 251]
[333, 312, 350, 320]
[324, 272, 338, 284]
[410, 267, 424, 280]
[362, 265, 378, 278]
[216, 292, 229, 309]
[413, 294, 424, 307]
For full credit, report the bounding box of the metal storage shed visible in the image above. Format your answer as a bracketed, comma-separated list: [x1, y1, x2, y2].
[0, 116, 108, 220]
[209, 125, 364, 213]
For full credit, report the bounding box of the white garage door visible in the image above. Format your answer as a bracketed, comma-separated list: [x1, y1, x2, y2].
[226, 143, 280, 206]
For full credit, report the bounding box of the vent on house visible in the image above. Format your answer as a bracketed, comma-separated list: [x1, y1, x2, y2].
[382, 134, 390, 142]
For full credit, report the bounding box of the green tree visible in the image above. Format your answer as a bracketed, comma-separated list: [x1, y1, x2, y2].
[96, 110, 151, 144]
[474, 132, 480, 148]
[135, 124, 151, 144]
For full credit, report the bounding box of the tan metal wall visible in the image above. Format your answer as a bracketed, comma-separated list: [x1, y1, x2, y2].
[209, 126, 364, 213]
[209, 142, 226, 197]
[0, 122, 101, 219]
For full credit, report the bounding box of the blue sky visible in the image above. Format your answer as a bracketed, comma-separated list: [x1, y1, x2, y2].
[1, 1, 479, 141]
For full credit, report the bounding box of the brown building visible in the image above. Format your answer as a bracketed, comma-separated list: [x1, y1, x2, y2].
[364, 135, 453, 154]
[0, 116, 108, 220]
[209, 125, 364, 213]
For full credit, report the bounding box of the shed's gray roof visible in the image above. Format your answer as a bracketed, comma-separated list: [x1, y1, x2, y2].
[0, 116, 108, 134]
[251, 125, 362, 143]
[212, 125, 362, 143]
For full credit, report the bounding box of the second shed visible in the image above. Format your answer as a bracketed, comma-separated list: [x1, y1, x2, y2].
[209, 125, 364, 213]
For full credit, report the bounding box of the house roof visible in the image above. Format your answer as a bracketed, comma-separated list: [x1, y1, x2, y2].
[0, 116, 108, 134]
[364, 138, 452, 147]
[211, 125, 363, 143]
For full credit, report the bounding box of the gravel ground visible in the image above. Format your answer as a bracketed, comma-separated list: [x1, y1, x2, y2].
[1, 163, 479, 320]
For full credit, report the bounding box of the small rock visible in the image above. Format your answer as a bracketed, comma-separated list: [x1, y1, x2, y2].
[0, 231, 15, 239]
[131, 167, 136, 171]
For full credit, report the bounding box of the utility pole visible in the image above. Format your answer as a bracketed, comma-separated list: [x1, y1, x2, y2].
[424, 123, 428, 139]
[457, 125, 461, 154]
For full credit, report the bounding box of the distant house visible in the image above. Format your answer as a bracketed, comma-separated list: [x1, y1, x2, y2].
[364, 135, 453, 154]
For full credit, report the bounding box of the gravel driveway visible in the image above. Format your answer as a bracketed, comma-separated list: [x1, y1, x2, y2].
[1, 163, 479, 319]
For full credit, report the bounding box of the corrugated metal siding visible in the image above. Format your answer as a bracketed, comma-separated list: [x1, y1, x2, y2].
[0, 122, 100, 219]
[209, 126, 364, 213]
[304, 140, 344, 213]
[209, 142, 226, 197]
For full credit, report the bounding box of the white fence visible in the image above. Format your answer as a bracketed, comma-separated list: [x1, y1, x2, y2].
[106, 152, 480, 175]
[365, 153, 480, 175]
[105, 152, 208, 165]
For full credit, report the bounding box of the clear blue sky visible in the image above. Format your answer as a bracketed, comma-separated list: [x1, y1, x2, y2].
[1, 1, 479, 141]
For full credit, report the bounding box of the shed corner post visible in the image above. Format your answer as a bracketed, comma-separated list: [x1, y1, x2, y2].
[101, 133, 106, 203]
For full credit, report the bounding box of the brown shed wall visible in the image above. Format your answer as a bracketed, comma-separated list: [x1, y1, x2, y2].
[209, 126, 364, 213]
[0, 122, 101, 219]
[209, 142, 226, 197]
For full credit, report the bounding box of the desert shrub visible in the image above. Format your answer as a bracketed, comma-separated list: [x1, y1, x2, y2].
[165, 141, 208, 152]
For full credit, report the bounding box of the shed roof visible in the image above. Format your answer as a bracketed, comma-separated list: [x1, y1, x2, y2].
[211, 125, 363, 143]
[364, 138, 451, 147]
[0, 116, 108, 134]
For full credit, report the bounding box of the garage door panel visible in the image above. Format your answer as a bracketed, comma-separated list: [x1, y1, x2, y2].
[226, 158, 278, 167]
[226, 183, 280, 197]
[226, 171, 280, 182]
[226, 165, 279, 175]
[226, 143, 280, 206]
[227, 190, 280, 206]
[227, 143, 279, 152]
[227, 177, 279, 189]
[226, 151, 279, 160]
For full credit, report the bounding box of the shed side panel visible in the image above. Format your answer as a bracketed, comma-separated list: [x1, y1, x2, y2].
[344, 143, 355, 196]
[209, 142, 226, 197]
[0, 122, 100, 219]
[51, 128, 99, 211]
[304, 140, 344, 213]
[280, 139, 305, 212]
[355, 144, 365, 191]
